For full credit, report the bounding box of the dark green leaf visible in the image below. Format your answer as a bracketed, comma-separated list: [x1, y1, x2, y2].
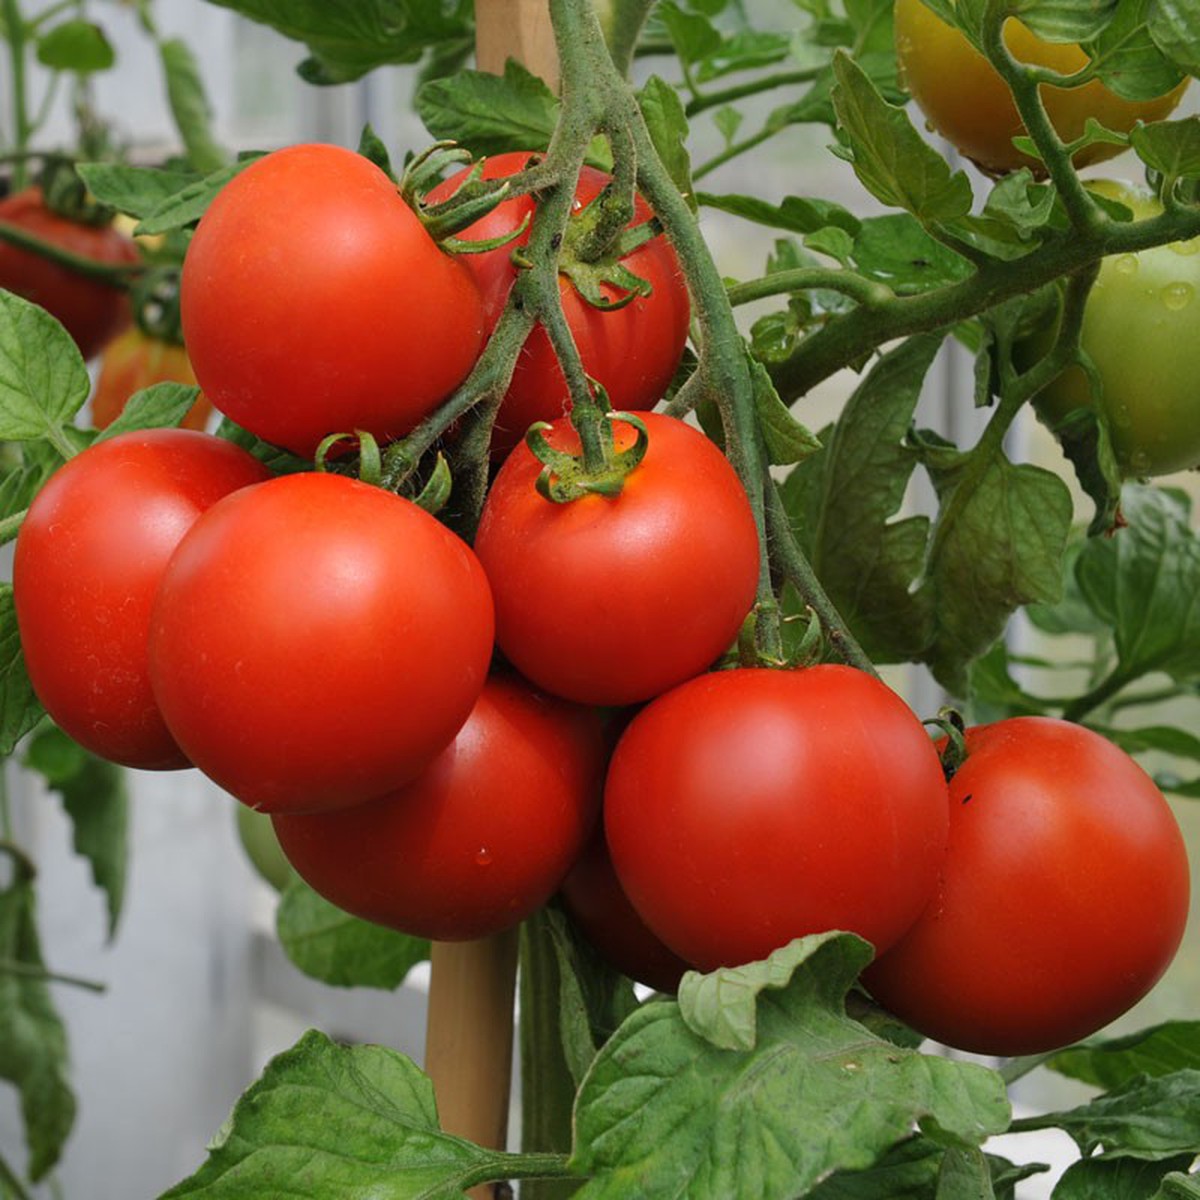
[1074, 485, 1200, 685]
[966, 640, 1055, 723]
[213, 417, 312, 475]
[75, 162, 201, 221]
[0, 586, 44, 757]
[23, 724, 128, 939]
[780, 335, 940, 663]
[135, 158, 260, 236]
[831, 52, 973, 222]
[35, 19, 114, 73]
[936, 1145, 995, 1199]
[1087, 1, 1185, 102]
[1054, 1154, 1196, 1200]
[656, 1, 721, 65]
[699, 191, 861, 237]
[750, 357, 822, 466]
[0, 857, 75, 1182]
[276, 876, 428, 990]
[807, 1135, 944, 1199]
[1148, 0, 1200, 77]
[1155, 1173, 1200, 1198]
[96, 382, 202, 439]
[572, 934, 1011, 1200]
[852, 214, 973, 291]
[638, 76, 693, 206]
[694, 29, 793, 83]
[1050, 1021, 1200, 1090]
[160, 1029, 535, 1198]
[1013, 1069, 1200, 1159]
[416, 61, 559, 157]
[1131, 118, 1200, 184]
[1093, 724, 1200, 764]
[159, 37, 229, 174]
[1014, 0, 1119, 43]
[0, 292, 91, 444]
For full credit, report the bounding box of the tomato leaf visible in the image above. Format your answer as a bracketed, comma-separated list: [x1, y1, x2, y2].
[1053, 1154, 1197, 1200]
[1049, 1022, 1200, 1090]
[571, 933, 1011, 1200]
[1131, 118, 1200, 188]
[1011, 0, 1119, 44]
[779, 334, 940, 663]
[95, 382, 203, 439]
[852, 214, 974, 291]
[830, 52, 974, 224]
[0, 586, 44, 757]
[1010, 1069, 1200, 1158]
[1148, 0, 1200, 78]
[35, 18, 114, 74]
[416, 61, 560, 157]
[750, 357, 822, 466]
[1156, 1172, 1200, 1198]
[0, 852, 76, 1183]
[276, 876, 429, 991]
[74, 162, 200, 221]
[23, 724, 129, 941]
[0, 292, 91, 446]
[1085, 2, 1185, 102]
[134, 158, 260, 237]
[699, 191, 861, 237]
[1073, 485, 1200, 686]
[638, 75, 693, 208]
[159, 1029, 552, 1199]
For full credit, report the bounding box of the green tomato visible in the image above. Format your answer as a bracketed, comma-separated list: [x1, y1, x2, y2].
[1028, 181, 1200, 478]
[235, 803, 293, 892]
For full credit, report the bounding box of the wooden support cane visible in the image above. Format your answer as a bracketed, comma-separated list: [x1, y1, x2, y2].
[421, 15, 559, 1200]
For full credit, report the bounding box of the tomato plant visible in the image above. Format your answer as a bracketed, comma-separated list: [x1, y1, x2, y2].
[179, 142, 486, 458]
[147, 471, 495, 812]
[90, 326, 211, 431]
[0, 186, 139, 359]
[603, 665, 949, 971]
[272, 674, 605, 941]
[428, 151, 690, 455]
[893, 0, 1188, 176]
[1022, 181, 1200, 477]
[864, 717, 1191, 1056]
[13, 429, 271, 770]
[474, 411, 760, 706]
[235, 803, 293, 892]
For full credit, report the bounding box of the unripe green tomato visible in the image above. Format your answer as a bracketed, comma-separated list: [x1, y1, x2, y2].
[235, 803, 292, 892]
[1026, 181, 1200, 478]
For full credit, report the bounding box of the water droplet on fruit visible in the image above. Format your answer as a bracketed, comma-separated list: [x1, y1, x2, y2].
[475, 847, 493, 867]
[1128, 449, 1152, 476]
[1170, 239, 1200, 257]
[1112, 404, 1133, 429]
[1162, 281, 1194, 311]
[1113, 254, 1139, 276]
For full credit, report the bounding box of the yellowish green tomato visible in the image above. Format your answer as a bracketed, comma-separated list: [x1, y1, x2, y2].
[893, 0, 1188, 176]
[1028, 181, 1200, 478]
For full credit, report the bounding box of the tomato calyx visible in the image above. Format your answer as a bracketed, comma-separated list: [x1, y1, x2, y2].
[926, 707, 969, 781]
[315, 431, 452, 516]
[404, 142, 527, 247]
[525, 410, 649, 502]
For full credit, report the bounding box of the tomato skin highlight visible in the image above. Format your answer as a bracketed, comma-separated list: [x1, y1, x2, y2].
[272, 675, 606, 941]
[603, 665, 950, 972]
[893, 0, 1187, 176]
[864, 717, 1191, 1057]
[148, 471, 495, 813]
[474, 412, 760, 707]
[90, 327, 211, 431]
[0, 187, 139, 360]
[180, 143, 486, 458]
[13, 429, 271, 769]
[428, 152, 690, 456]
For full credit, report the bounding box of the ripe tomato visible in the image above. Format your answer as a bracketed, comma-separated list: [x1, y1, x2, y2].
[271, 675, 605, 941]
[13, 429, 271, 769]
[559, 827, 691, 994]
[180, 143, 486, 458]
[1024, 182, 1200, 477]
[864, 717, 1191, 1056]
[473, 412, 760, 706]
[427, 152, 690, 455]
[894, 0, 1188, 176]
[148, 471, 494, 813]
[0, 187, 139, 359]
[90, 326, 212, 432]
[604, 665, 949, 972]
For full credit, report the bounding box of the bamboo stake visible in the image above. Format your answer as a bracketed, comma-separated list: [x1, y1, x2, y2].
[475, 0, 560, 93]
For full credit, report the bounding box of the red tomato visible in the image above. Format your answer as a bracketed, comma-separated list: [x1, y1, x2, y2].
[13, 430, 271, 769]
[559, 827, 691, 994]
[272, 675, 605, 941]
[90, 326, 211, 431]
[0, 187, 139, 360]
[180, 143, 486, 458]
[473, 411, 759, 706]
[604, 665, 949, 972]
[864, 717, 1191, 1056]
[428, 151, 690, 455]
[148, 471, 495, 813]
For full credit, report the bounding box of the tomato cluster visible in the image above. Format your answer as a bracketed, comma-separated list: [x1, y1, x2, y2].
[11, 142, 1190, 1058]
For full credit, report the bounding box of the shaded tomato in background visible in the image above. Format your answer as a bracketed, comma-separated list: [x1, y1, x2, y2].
[90, 326, 212, 432]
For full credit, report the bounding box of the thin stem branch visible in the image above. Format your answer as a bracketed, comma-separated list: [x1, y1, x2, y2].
[0, 958, 107, 993]
[726, 267, 893, 310]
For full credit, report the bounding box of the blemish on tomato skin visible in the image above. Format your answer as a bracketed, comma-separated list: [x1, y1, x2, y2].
[961, 793, 973, 805]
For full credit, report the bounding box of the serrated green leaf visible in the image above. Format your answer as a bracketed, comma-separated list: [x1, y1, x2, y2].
[638, 75, 693, 206]
[780, 335, 941, 663]
[699, 190, 861, 237]
[135, 158, 259, 236]
[75, 162, 201, 221]
[750, 357, 822, 466]
[935, 1144, 995, 1199]
[656, 1, 722, 65]
[1050, 1022, 1200, 1090]
[95, 382, 202, 439]
[0, 586, 45, 757]
[23, 724, 129, 940]
[852, 214, 973, 291]
[831, 52, 973, 222]
[807, 1135, 945, 1199]
[1086, 0, 1185, 101]
[1012, 0, 1119, 43]
[0, 857, 75, 1182]
[159, 37, 229, 174]
[35, 18, 114, 73]
[1074, 485, 1200, 685]
[160, 1029, 539, 1198]
[0, 292, 92, 444]
[1053, 1154, 1196, 1200]
[571, 934, 1011, 1200]
[1148, 0, 1200, 77]
[416, 61, 559, 157]
[276, 876, 428, 990]
[1131, 118, 1200, 184]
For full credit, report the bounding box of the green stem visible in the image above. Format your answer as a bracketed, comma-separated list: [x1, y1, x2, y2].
[0, 220, 142, 284]
[454, 1151, 576, 1194]
[726, 267, 893, 310]
[3, 0, 32, 188]
[0, 1152, 34, 1200]
[694, 125, 778, 180]
[1061, 666, 1138, 724]
[686, 68, 820, 117]
[591, 0, 654, 79]
[0, 958, 107, 993]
